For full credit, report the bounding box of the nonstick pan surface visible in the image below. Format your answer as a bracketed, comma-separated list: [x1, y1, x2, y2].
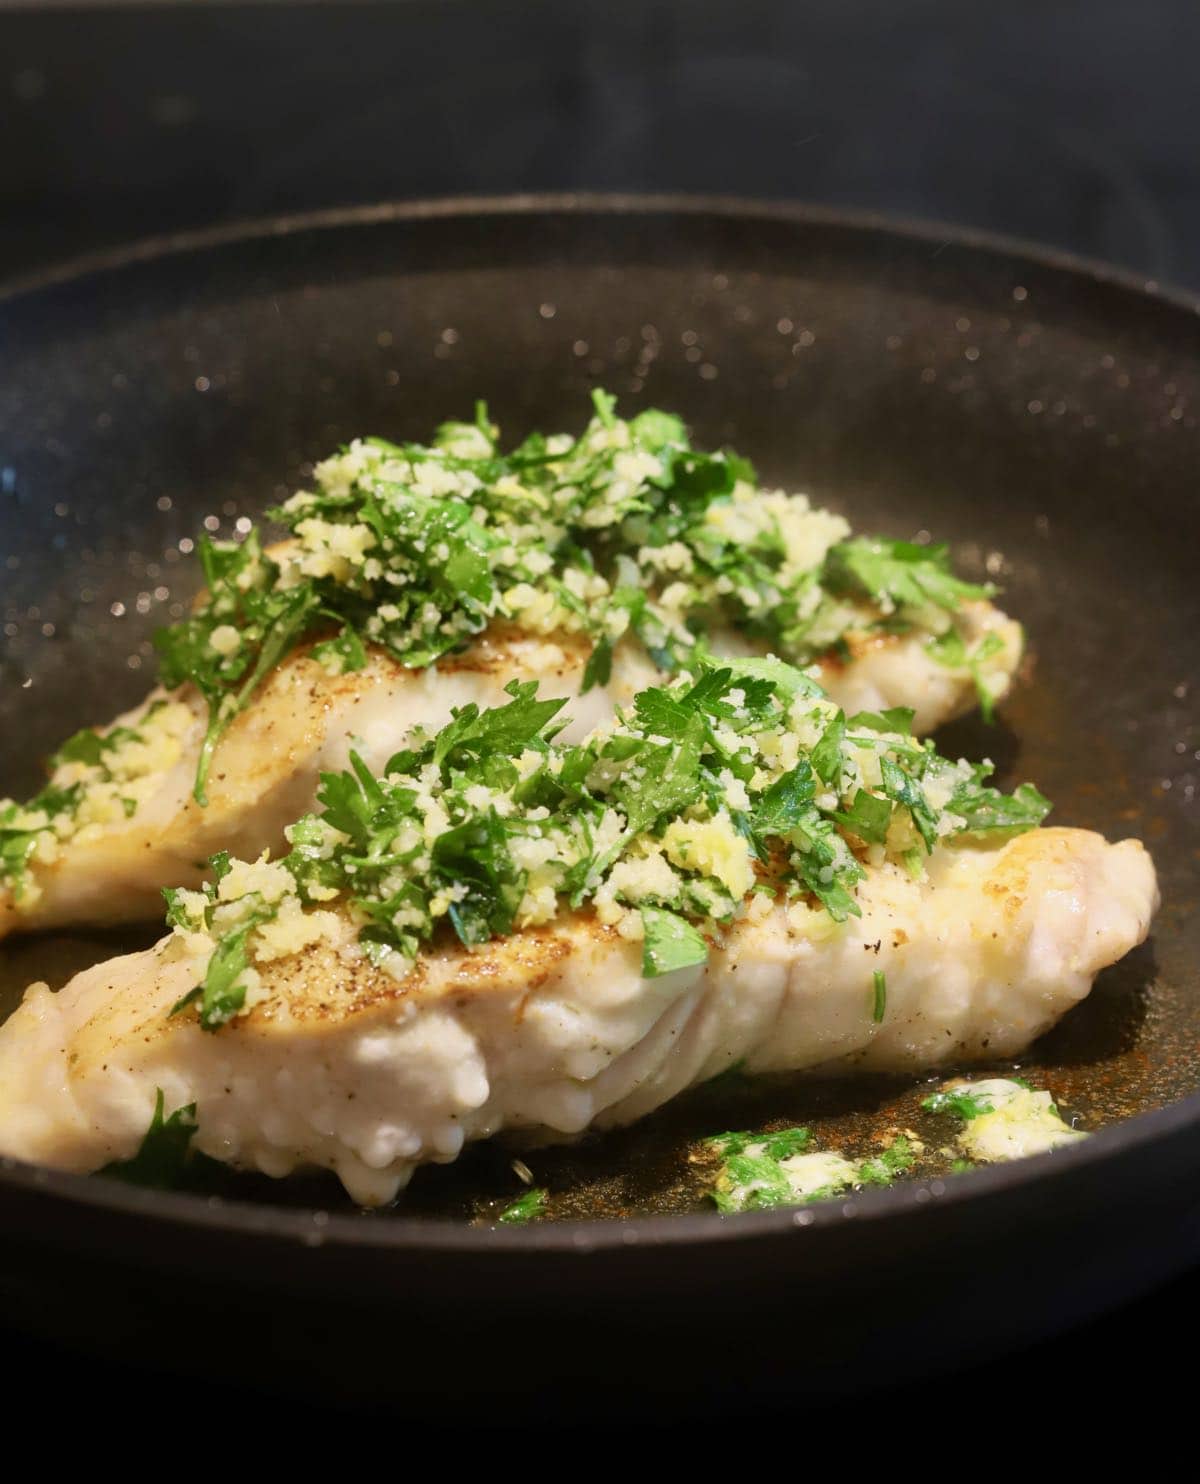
[0, 197, 1197, 1409]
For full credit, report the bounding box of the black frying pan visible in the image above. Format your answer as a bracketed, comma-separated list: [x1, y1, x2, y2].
[0, 197, 1197, 1413]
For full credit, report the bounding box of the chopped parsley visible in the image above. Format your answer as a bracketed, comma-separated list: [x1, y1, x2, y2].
[922, 1078, 1059, 1123]
[709, 1127, 918, 1213]
[711, 1126, 813, 1160]
[922, 1086, 996, 1121]
[922, 1077, 1085, 1163]
[823, 537, 993, 615]
[3, 395, 1012, 907]
[927, 626, 1007, 722]
[497, 1187, 549, 1225]
[100, 1088, 199, 1188]
[944, 769, 1052, 837]
[709, 1127, 817, 1212]
[0, 700, 194, 903]
[639, 904, 709, 978]
[856, 1134, 916, 1185]
[162, 655, 1052, 1031]
[872, 969, 887, 1024]
[0, 781, 79, 900]
[145, 392, 1005, 802]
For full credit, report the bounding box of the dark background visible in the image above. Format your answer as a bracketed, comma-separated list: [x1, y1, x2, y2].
[3, 0, 1200, 292]
[1, 0, 1196, 1426]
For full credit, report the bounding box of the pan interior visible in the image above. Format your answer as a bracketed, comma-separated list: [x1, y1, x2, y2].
[1, 203, 1196, 1223]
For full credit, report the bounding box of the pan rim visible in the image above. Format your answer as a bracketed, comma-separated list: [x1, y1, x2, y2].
[0, 191, 1195, 1256]
[3, 189, 1200, 322]
[3, 1081, 1198, 1255]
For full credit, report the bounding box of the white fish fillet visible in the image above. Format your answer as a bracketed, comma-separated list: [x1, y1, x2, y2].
[0, 601, 1020, 940]
[0, 827, 1155, 1205]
